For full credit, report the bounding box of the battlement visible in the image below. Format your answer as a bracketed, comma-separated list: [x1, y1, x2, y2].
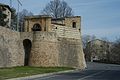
[24, 15, 81, 33]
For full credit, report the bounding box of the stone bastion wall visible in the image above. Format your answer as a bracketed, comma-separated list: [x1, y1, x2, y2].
[0, 26, 86, 69]
[0, 27, 24, 67]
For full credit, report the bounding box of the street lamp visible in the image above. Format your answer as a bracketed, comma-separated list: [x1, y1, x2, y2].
[17, 0, 22, 31]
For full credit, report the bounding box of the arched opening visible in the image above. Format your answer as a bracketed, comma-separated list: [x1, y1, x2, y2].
[23, 39, 32, 66]
[32, 23, 42, 31]
[72, 22, 76, 28]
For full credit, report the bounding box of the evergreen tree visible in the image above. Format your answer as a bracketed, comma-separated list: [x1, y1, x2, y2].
[0, 8, 7, 26]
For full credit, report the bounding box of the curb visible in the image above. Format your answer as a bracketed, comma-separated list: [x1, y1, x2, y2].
[7, 70, 75, 80]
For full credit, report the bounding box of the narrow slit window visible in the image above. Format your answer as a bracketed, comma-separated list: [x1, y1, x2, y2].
[72, 22, 76, 28]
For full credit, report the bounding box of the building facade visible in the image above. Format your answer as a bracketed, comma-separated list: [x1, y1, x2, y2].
[85, 39, 112, 62]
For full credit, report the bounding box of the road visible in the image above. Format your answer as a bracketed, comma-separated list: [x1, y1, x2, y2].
[27, 62, 120, 80]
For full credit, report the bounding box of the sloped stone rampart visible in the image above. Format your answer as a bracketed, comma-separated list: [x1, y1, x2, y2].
[28, 32, 59, 67]
[0, 27, 24, 67]
[0, 27, 86, 69]
[58, 38, 86, 69]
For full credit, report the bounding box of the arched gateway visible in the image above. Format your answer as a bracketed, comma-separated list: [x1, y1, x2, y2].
[23, 39, 32, 66]
[32, 23, 42, 31]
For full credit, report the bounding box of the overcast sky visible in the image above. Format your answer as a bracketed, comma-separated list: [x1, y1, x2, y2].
[1, 0, 120, 41]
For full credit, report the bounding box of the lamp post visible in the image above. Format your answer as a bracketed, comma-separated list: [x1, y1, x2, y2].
[17, 0, 22, 31]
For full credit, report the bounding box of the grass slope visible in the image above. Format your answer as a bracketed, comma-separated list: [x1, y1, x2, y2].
[0, 66, 73, 79]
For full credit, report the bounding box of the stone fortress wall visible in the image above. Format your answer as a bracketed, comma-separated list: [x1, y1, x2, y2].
[21, 27, 86, 68]
[0, 27, 24, 67]
[51, 24, 81, 39]
[0, 16, 86, 69]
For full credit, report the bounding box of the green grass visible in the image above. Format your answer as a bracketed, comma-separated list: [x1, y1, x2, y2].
[0, 66, 74, 79]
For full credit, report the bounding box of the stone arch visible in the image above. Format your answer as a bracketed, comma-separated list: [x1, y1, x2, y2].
[23, 39, 32, 66]
[32, 23, 42, 31]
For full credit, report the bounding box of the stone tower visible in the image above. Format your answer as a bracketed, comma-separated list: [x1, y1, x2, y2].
[23, 15, 86, 69]
[0, 4, 86, 69]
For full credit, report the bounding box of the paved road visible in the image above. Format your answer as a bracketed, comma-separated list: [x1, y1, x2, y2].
[28, 62, 120, 80]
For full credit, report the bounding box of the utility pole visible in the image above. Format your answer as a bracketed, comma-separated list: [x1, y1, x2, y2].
[10, 0, 12, 7]
[17, 0, 22, 31]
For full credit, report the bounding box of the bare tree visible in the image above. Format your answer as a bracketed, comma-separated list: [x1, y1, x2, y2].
[101, 37, 112, 62]
[82, 35, 96, 49]
[41, 0, 73, 18]
[111, 38, 120, 64]
[82, 35, 96, 61]
[19, 9, 33, 32]
[10, 8, 33, 31]
[11, 7, 17, 30]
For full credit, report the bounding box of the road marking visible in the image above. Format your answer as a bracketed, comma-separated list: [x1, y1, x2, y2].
[32, 75, 60, 80]
[77, 70, 106, 80]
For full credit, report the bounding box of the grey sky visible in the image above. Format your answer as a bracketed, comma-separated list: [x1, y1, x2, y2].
[1, 0, 120, 41]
